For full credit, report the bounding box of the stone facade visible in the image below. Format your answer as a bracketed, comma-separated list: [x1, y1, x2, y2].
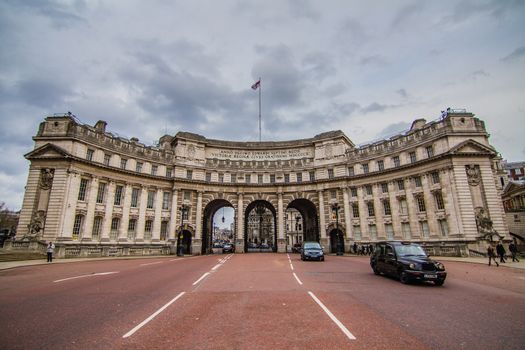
[12, 110, 509, 257]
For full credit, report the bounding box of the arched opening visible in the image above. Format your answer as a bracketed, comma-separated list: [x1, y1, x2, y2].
[202, 199, 235, 254]
[176, 229, 192, 255]
[285, 208, 303, 252]
[244, 200, 277, 252]
[286, 198, 319, 243]
[329, 228, 345, 254]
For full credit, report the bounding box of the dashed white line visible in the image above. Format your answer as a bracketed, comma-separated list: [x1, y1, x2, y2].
[169, 258, 183, 262]
[53, 271, 119, 283]
[122, 292, 186, 338]
[289, 263, 294, 271]
[192, 272, 210, 286]
[211, 264, 222, 271]
[140, 261, 163, 266]
[308, 291, 356, 340]
[292, 272, 303, 285]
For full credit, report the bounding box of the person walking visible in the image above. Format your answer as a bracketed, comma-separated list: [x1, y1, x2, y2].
[496, 241, 506, 263]
[46, 241, 55, 262]
[509, 241, 520, 262]
[487, 244, 499, 267]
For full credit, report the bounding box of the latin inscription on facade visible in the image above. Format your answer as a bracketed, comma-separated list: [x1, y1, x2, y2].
[206, 148, 313, 161]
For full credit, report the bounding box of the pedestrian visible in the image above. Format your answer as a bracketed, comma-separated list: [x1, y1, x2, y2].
[46, 241, 55, 262]
[487, 244, 499, 267]
[509, 241, 520, 262]
[353, 242, 357, 254]
[496, 241, 506, 263]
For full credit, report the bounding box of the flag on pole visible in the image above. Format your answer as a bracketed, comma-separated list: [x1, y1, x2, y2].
[251, 80, 261, 90]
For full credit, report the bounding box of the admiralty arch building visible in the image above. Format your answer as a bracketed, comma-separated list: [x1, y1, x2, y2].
[12, 110, 510, 258]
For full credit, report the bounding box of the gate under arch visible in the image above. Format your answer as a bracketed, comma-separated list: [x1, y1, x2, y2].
[244, 200, 277, 252]
[287, 198, 319, 242]
[202, 199, 234, 255]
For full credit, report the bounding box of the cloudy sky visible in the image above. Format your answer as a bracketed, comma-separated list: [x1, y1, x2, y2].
[1, 0, 524, 210]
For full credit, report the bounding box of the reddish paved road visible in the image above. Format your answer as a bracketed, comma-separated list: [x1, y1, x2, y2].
[0, 254, 524, 349]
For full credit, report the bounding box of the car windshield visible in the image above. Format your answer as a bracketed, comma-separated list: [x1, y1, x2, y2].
[394, 244, 427, 257]
[303, 242, 321, 250]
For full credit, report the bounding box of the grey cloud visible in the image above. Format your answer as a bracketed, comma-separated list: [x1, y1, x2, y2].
[397, 89, 408, 98]
[439, 0, 525, 25]
[469, 70, 490, 80]
[302, 52, 336, 82]
[336, 18, 369, 49]
[362, 102, 390, 114]
[287, 0, 320, 21]
[359, 55, 387, 66]
[501, 46, 525, 62]
[376, 122, 411, 139]
[391, 2, 424, 29]
[3, 0, 88, 29]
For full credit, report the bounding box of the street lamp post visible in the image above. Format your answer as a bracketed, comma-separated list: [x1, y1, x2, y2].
[295, 215, 301, 246]
[177, 204, 188, 256]
[331, 202, 343, 255]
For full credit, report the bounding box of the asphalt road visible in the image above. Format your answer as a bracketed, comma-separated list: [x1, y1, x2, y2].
[0, 254, 524, 350]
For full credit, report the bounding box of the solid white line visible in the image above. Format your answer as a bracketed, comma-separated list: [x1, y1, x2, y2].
[53, 271, 119, 283]
[289, 263, 294, 271]
[169, 258, 182, 262]
[308, 291, 356, 340]
[292, 272, 303, 285]
[140, 261, 163, 266]
[192, 272, 210, 285]
[211, 264, 222, 271]
[122, 292, 186, 338]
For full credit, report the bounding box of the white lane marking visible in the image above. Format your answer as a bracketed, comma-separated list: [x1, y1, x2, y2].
[308, 291, 356, 341]
[290, 263, 294, 271]
[211, 264, 222, 271]
[122, 292, 186, 338]
[53, 271, 119, 283]
[140, 261, 163, 266]
[169, 258, 183, 262]
[192, 272, 210, 285]
[293, 272, 303, 285]
[287, 254, 290, 259]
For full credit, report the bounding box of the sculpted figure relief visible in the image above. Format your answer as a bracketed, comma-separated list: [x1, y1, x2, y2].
[39, 168, 55, 190]
[466, 165, 480, 186]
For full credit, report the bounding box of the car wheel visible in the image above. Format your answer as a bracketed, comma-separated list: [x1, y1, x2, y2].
[399, 271, 410, 284]
[321, 256, 325, 261]
[434, 279, 445, 286]
[372, 265, 380, 275]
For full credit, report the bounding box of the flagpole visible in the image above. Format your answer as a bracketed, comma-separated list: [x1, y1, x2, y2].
[258, 77, 261, 142]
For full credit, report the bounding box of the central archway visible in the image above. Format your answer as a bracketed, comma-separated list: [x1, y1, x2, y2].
[287, 198, 319, 243]
[202, 199, 235, 255]
[244, 200, 277, 252]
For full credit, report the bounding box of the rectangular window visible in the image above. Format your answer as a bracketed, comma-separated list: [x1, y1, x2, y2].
[72, 214, 84, 240]
[78, 178, 89, 201]
[110, 218, 120, 240]
[409, 151, 417, 163]
[166, 167, 172, 178]
[296, 173, 302, 182]
[131, 188, 140, 208]
[328, 169, 334, 179]
[258, 174, 263, 184]
[383, 200, 391, 215]
[414, 176, 422, 187]
[136, 162, 143, 173]
[151, 165, 158, 176]
[431, 171, 440, 184]
[381, 183, 388, 193]
[348, 166, 354, 176]
[369, 224, 377, 240]
[330, 190, 337, 200]
[377, 160, 384, 171]
[128, 219, 136, 240]
[367, 202, 375, 217]
[402, 223, 411, 239]
[434, 191, 445, 210]
[385, 224, 394, 240]
[184, 191, 191, 201]
[393, 156, 400, 167]
[438, 219, 448, 236]
[353, 225, 361, 240]
[231, 173, 236, 183]
[186, 169, 193, 180]
[120, 158, 127, 169]
[206, 172, 211, 182]
[365, 185, 373, 196]
[362, 163, 369, 174]
[162, 191, 170, 210]
[350, 187, 357, 197]
[114, 185, 123, 206]
[399, 198, 408, 215]
[245, 174, 251, 183]
[309, 171, 315, 181]
[160, 221, 168, 241]
[426, 145, 434, 158]
[420, 221, 430, 238]
[352, 204, 360, 218]
[104, 154, 111, 166]
[147, 190, 155, 209]
[416, 195, 426, 212]
[219, 173, 224, 183]
[92, 216, 103, 240]
[182, 207, 190, 221]
[86, 148, 94, 161]
[96, 182, 106, 204]
[144, 220, 153, 240]
[284, 174, 290, 183]
[397, 179, 405, 191]
[270, 174, 276, 183]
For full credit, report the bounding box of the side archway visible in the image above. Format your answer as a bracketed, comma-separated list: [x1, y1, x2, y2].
[287, 198, 319, 243]
[202, 199, 235, 255]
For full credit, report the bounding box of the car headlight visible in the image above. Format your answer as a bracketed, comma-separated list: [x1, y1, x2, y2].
[409, 263, 416, 270]
[435, 262, 445, 270]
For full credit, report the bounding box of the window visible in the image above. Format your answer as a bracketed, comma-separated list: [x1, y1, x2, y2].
[78, 178, 89, 201]
[397, 179, 405, 191]
[92, 216, 103, 240]
[426, 145, 434, 158]
[96, 182, 106, 203]
[184, 191, 191, 201]
[86, 149, 94, 161]
[409, 151, 417, 163]
[434, 191, 445, 210]
[365, 185, 373, 196]
[144, 220, 153, 240]
[367, 202, 375, 217]
[147, 190, 155, 209]
[416, 195, 426, 212]
[182, 207, 190, 221]
[381, 183, 388, 193]
[219, 173, 224, 183]
[160, 221, 168, 241]
[120, 158, 127, 169]
[402, 223, 411, 239]
[431, 171, 440, 184]
[72, 214, 84, 240]
[385, 224, 394, 240]
[362, 163, 369, 174]
[206, 172, 211, 182]
[231, 173, 236, 183]
[104, 154, 111, 166]
[186, 169, 193, 180]
[399, 198, 408, 215]
[353, 225, 361, 240]
[296, 173, 302, 182]
[348, 166, 354, 176]
[245, 174, 251, 183]
[393, 156, 400, 167]
[369, 224, 377, 240]
[309, 171, 315, 181]
[377, 160, 384, 171]
[151, 165, 158, 176]
[420, 221, 430, 238]
[162, 191, 170, 210]
[438, 219, 448, 236]
[270, 174, 276, 183]
[328, 169, 334, 179]
[128, 219, 136, 240]
[114, 185, 123, 206]
[414, 176, 422, 187]
[383, 200, 391, 215]
[110, 218, 120, 240]
[330, 190, 337, 200]
[352, 204, 360, 218]
[284, 174, 290, 183]
[258, 174, 263, 184]
[136, 162, 143, 173]
[350, 187, 357, 197]
[166, 167, 172, 178]
[131, 188, 140, 208]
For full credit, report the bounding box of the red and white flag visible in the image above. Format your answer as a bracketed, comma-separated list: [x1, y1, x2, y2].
[251, 80, 260, 90]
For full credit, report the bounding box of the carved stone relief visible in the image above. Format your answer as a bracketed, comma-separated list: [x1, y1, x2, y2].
[39, 168, 55, 190]
[466, 165, 480, 186]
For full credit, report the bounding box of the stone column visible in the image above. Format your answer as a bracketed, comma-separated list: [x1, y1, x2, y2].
[236, 192, 244, 253]
[61, 173, 81, 240]
[136, 187, 148, 242]
[318, 190, 328, 248]
[119, 184, 132, 242]
[277, 190, 286, 252]
[83, 176, 98, 241]
[343, 187, 352, 240]
[422, 174, 439, 238]
[169, 189, 179, 241]
[193, 191, 203, 254]
[405, 178, 420, 239]
[388, 181, 402, 239]
[152, 188, 163, 242]
[100, 181, 115, 242]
